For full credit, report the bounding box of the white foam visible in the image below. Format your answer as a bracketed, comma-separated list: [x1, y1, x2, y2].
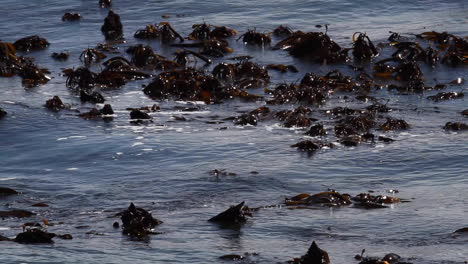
[124, 91, 140, 95]
[175, 101, 206, 105]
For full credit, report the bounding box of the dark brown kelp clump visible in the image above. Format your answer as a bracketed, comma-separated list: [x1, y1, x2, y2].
[99, 0, 112, 8]
[352, 193, 400, 209]
[208, 201, 251, 225]
[134, 22, 184, 43]
[443, 122, 468, 131]
[266, 63, 299, 73]
[156, 22, 184, 43]
[19, 62, 51, 88]
[232, 106, 270, 126]
[188, 22, 237, 40]
[210, 25, 237, 39]
[0, 187, 18, 195]
[143, 68, 227, 103]
[134, 24, 161, 39]
[65, 62, 145, 91]
[126, 44, 179, 70]
[79, 48, 107, 66]
[120, 203, 162, 237]
[130, 109, 152, 120]
[427, 92, 464, 102]
[272, 25, 294, 38]
[284, 190, 403, 210]
[379, 117, 410, 131]
[13, 36, 49, 52]
[172, 39, 233, 57]
[45, 96, 68, 112]
[238, 29, 271, 46]
[212, 60, 269, 91]
[51, 51, 69, 61]
[80, 90, 105, 104]
[267, 80, 325, 106]
[0, 42, 51, 87]
[352, 32, 379, 60]
[267, 70, 357, 105]
[0, 42, 17, 65]
[200, 39, 233, 57]
[234, 113, 258, 126]
[374, 58, 426, 93]
[289, 241, 330, 264]
[62, 12, 82, 21]
[14, 229, 55, 244]
[274, 31, 347, 63]
[212, 61, 269, 84]
[101, 10, 123, 40]
[291, 140, 334, 153]
[0, 108, 7, 119]
[174, 49, 212, 67]
[99, 56, 151, 84]
[390, 41, 438, 66]
[357, 252, 411, 264]
[285, 191, 351, 207]
[305, 124, 326, 137]
[336, 113, 376, 135]
[78, 108, 102, 120]
[417, 31, 468, 66]
[0, 209, 35, 218]
[79, 104, 114, 120]
[64, 67, 97, 90]
[188, 23, 211, 40]
[276, 106, 315, 128]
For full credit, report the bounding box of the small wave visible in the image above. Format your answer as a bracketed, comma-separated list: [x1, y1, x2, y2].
[0, 177, 17, 181]
[69, 136, 86, 139]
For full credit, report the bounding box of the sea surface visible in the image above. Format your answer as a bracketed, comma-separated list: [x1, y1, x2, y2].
[0, 0, 467, 263]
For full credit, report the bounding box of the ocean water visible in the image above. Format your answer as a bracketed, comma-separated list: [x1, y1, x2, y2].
[0, 0, 467, 263]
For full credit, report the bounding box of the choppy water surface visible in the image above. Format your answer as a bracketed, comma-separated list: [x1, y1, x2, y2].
[0, 0, 467, 263]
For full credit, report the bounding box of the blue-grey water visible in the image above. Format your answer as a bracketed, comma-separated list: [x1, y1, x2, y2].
[0, 0, 467, 263]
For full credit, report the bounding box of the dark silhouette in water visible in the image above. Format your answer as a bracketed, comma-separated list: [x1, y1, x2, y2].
[101, 10, 123, 40]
